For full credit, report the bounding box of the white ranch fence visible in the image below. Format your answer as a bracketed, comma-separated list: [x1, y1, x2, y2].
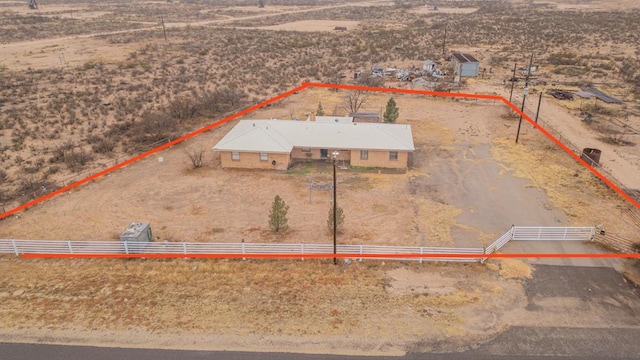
[0, 226, 597, 263]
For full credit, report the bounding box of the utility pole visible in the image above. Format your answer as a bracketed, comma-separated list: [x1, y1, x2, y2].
[332, 151, 339, 265]
[515, 87, 528, 143]
[508, 63, 517, 104]
[442, 23, 448, 57]
[161, 16, 167, 42]
[527, 53, 534, 78]
[534, 91, 543, 124]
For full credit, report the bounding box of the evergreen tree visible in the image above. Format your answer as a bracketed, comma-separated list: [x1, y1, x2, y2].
[316, 102, 325, 116]
[327, 205, 345, 233]
[383, 97, 399, 123]
[268, 195, 289, 233]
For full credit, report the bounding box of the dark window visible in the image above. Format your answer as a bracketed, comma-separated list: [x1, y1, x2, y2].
[360, 150, 368, 160]
[389, 151, 398, 161]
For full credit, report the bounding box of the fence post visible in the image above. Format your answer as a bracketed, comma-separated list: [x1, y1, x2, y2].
[124, 241, 129, 255]
[182, 242, 187, 255]
[67, 240, 73, 254]
[510, 225, 515, 240]
[301, 243, 304, 261]
[359, 244, 363, 262]
[590, 226, 596, 241]
[537, 227, 542, 240]
[481, 247, 486, 264]
[419, 247, 424, 264]
[563, 227, 568, 240]
[11, 239, 19, 256]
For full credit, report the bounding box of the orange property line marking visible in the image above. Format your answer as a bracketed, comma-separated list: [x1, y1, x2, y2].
[1, 82, 638, 222]
[20, 253, 640, 259]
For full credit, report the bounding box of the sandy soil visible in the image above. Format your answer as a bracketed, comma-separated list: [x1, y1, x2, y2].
[532, 0, 640, 11]
[0, 37, 138, 70]
[251, 20, 360, 32]
[412, 7, 479, 14]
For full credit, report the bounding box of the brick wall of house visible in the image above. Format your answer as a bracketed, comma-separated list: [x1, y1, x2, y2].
[290, 148, 351, 162]
[350, 150, 408, 169]
[220, 151, 291, 170]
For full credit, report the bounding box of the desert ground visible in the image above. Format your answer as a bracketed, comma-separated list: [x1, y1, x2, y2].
[1, 0, 640, 356]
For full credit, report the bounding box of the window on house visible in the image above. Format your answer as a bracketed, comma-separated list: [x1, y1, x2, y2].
[360, 150, 368, 160]
[231, 152, 240, 161]
[389, 151, 398, 161]
[301, 148, 311, 152]
[260, 153, 268, 161]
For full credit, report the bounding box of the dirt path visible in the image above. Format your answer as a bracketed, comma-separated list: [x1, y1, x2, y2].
[524, 97, 640, 190]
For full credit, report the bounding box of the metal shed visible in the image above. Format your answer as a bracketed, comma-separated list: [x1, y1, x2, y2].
[451, 53, 480, 78]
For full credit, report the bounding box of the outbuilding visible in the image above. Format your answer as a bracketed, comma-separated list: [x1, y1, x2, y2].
[451, 53, 480, 79]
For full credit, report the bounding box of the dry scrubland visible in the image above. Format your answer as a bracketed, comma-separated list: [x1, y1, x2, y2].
[1, 0, 640, 354]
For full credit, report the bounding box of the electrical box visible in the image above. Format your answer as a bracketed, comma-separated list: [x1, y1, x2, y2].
[119, 222, 152, 253]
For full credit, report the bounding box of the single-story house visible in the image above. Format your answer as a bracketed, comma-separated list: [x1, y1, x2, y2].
[212, 119, 415, 170]
[451, 53, 480, 79]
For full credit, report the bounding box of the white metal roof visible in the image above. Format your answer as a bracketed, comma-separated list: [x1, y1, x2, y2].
[315, 116, 353, 124]
[213, 120, 415, 153]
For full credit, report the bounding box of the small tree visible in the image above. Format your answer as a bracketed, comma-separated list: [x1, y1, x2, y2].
[316, 102, 325, 116]
[327, 205, 345, 233]
[383, 97, 399, 123]
[269, 195, 289, 233]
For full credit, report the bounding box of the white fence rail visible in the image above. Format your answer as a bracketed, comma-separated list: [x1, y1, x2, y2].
[0, 226, 598, 263]
[511, 226, 595, 241]
[485, 228, 514, 255]
[0, 239, 486, 263]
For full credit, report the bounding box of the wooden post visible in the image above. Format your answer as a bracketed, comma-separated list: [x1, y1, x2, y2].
[161, 16, 167, 42]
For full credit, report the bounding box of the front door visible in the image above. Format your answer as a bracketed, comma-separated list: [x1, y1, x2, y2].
[320, 149, 328, 158]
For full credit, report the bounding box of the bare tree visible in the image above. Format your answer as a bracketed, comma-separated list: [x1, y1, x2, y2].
[343, 76, 384, 114]
[343, 90, 369, 114]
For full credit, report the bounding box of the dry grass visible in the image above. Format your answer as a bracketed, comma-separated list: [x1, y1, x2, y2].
[491, 136, 625, 223]
[496, 259, 533, 280]
[0, 256, 526, 352]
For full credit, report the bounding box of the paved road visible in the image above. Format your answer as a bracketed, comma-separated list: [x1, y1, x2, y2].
[3, 334, 640, 360]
